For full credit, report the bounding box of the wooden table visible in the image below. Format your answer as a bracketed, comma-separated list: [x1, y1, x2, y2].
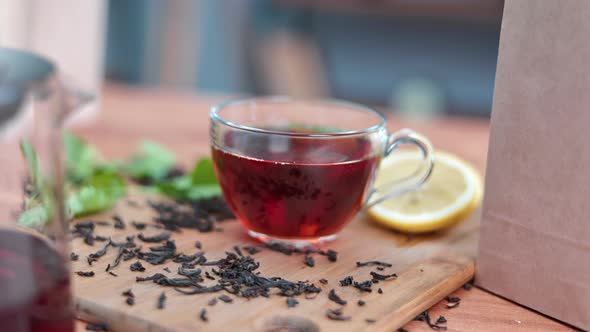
[74, 83, 572, 331]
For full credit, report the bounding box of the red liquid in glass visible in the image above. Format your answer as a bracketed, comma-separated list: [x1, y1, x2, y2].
[212, 134, 378, 239]
[0, 229, 73, 332]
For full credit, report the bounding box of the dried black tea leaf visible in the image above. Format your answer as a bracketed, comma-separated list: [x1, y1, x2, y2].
[195, 241, 202, 249]
[286, 297, 299, 308]
[138, 232, 171, 243]
[365, 319, 376, 324]
[319, 278, 328, 285]
[242, 246, 261, 255]
[148, 197, 233, 232]
[126, 297, 135, 306]
[353, 280, 373, 292]
[446, 302, 460, 309]
[87, 241, 110, 265]
[132, 221, 147, 230]
[324, 249, 338, 262]
[113, 215, 125, 229]
[94, 235, 108, 242]
[208, 298, 217, 306]
[157, 292, 166, 309]
[136, 273, 167, 282]
[326, 308, 351, 321]
[130, 261, 146, 272]
[264, 242, 295, 255]
[175, 284, 223, 295]
[108, 271, 118, 277]
[356, 261, 392, 268]
[446, 296, 461, 308]
[199, 308, 208, 322]
[137, 273, 197, 287]
[233, 245, 243, 257]
[358, 300, 365, 306]
[84, 234, 95, 246]
[414, 310, 447, 330]
[304, 255, 315, 267]
[178, 266, 202, 280]
[76, 271, 95, 277]
[218, 294, 233, 303]
[122, 289, 134, 298]
[70, 252, 79, 261]
[437, 316, 447, 324]
[370, 271, 397, 281]
[328, 289, 347, 305]
[107, 246, 127, 272]
[378, 288, 383, 294]
[339, 276, 354, 287]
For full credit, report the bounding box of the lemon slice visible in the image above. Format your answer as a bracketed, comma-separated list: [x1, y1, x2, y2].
[368, 150, 483, 233]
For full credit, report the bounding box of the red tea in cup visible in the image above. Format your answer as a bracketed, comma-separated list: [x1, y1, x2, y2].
[210, 98, 433, 245]
[212, 132, 379, 239]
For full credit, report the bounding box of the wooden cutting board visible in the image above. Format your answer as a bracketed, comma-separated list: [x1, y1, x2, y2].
[72, 193, 476, 332]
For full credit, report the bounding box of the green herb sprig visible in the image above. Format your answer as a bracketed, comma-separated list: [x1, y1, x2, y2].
[18, 133, 221, 227]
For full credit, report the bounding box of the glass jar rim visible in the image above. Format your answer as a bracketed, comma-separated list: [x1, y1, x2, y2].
[210, 96, 387, 137]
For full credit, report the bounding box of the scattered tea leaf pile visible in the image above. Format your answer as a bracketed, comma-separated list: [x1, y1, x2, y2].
[71, 197, 409, 327]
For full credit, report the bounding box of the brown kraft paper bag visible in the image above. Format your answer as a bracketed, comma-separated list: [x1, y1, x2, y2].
[477, 0, 590, 330]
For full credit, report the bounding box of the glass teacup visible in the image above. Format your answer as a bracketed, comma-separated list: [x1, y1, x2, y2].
[210, 97, 433, 246]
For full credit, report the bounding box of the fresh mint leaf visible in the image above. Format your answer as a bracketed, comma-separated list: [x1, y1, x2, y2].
[155, 176, 192, 201]
[125, 140, 175, 182]
[156, 168, 221, 202]
[67, 169, 126, 216]
[156, 181, 221, 201]
[191, 158, 218, 185]
[20, 140, 43, 190]
[20, 133, 222, 229]
[17, 205, 48, 228]
[186, 184, 222, 200]
[64, 131, 98, 182]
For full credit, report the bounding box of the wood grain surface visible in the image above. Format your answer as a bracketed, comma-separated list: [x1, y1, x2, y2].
[71, 193, 475, 332]
[71, 83, 573, 331]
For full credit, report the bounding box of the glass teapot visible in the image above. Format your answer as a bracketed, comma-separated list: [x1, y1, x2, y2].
[0, 47, 92, 332]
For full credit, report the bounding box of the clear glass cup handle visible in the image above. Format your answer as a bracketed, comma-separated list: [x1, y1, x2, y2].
[365, 128, 434, 207]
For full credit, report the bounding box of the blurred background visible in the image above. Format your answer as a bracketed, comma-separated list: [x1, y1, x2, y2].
[0, 0, 503, 118]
